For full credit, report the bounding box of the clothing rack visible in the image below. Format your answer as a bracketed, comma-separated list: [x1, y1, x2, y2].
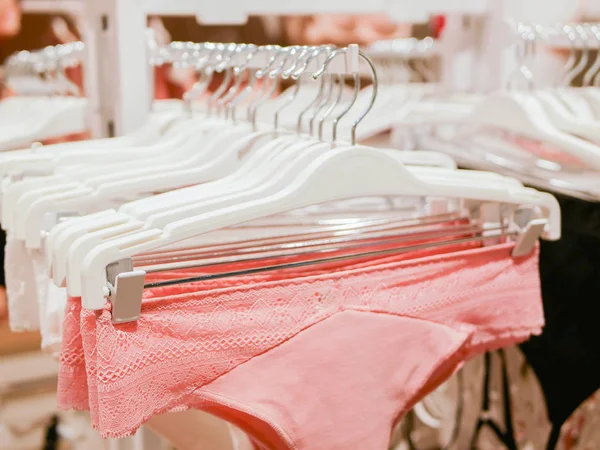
[4, 41, 84, 73]
[517, 21, 600, 49]
[17, 1, 600, 136]
[18, 0, 507, 137]
[85, 0, 489, 138]
[16, 0, 544, 137]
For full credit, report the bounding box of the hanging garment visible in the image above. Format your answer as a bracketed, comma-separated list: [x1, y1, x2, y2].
[4, 233, 39, 331]
[520, 192, 600, 450]
[58, 241, 543, 449]
[4, 232, 66, 355]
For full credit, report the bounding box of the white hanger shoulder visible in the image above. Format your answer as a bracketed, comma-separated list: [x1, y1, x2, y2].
[80, 144, 560, 310]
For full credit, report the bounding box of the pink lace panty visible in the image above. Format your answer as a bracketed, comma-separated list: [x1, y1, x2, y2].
[58, 242, 544, 449]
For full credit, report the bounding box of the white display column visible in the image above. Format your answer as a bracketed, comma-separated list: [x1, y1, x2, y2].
[83, 0, 152, 137]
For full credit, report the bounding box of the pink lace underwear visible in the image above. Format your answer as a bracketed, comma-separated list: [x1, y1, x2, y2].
[58, 242, 544, 449]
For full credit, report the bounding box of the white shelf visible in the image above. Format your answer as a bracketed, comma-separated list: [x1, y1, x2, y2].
[140, 0, 487, 24]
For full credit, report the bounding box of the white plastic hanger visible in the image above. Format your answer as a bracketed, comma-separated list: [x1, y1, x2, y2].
[0, 97, 89, 151]
[71, 48, 561, 309]
[0, 43, 238, 175]
[466, 91, 600, 169]
[53, 46, 530, 293]
[15, 46, 316, 243]
[0, 106, 180, 170]
[535, 90, 600, 142]
[529, 23, 600, 139]
[16, 48, 311, 247]
[44, 46, 321, 278]
[5, 94, 242, 237]
[77, 143, 560, 309]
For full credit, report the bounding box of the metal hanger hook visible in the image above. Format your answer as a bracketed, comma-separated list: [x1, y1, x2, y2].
[507, 22, 533, 91]
[560, 23, 579, 86]
[282, 46, 315, 79]
[563, 24, 589, 86]
[312, 48, 378, 146]
[584, 24, 600, 86]
[291, 45, 336, 80]
[255, 45, 285, 79]
[318, 73, 345, 141]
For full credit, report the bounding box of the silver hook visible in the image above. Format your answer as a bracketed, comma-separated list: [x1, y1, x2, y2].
[231, 70, 256, 123]
[563, 24, 589, 86]
[244, 46, 286, 122]
[412, 37, 436, 83]
[523, 25, 537, 91]
[182, 43, 218, 112]
[255, 45, 286, 78]
[560, 24, 579, 86]
[249, 47, 294, 129]
[289, 46, 334, 134]
[296, 72, 325, 134]
[226, 44, 272, 117]
[312, 48, 378, 146]
[206, 43, 238, 115]
[217, 44, 255, 116]
[274, 76, 302, 132]
[290, 45, 335, 79]
[284, 45, 333, 134]
[584, 25, 600, 86]
[507, 23, 534, 91]
[229, 45, 278, 123]
[318, 73, 345, 141]
[273, 47, 314, 131]
[332, 71, 359, 143]
[252, 47, 300, 129]
[42, 43, 82, 97]
[282, 46, 315, 79]
[294, 46, 337, 134]
[221, 44, 258, 119]
[309, 73, 335, 137]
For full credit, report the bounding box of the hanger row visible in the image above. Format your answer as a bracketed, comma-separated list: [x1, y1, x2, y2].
[512, 21, 600, 88]
[366, 37, 437, 59]
[0, 38, 561, 323]
[4, 41, 85, 77]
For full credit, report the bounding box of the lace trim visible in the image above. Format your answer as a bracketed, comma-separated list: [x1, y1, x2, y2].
[58, 244, 543, 439]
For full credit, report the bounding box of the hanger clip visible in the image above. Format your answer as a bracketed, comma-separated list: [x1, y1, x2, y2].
[511, 218, 548, 257]
[107, 259, 146, 324]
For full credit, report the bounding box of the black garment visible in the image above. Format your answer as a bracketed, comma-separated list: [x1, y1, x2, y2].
[469, 351, 517, 450]
[520, 192, 600, 449]
[43, 415, 60, 450]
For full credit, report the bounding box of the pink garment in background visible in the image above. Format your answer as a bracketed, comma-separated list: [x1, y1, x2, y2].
[58, 242, 544, 449]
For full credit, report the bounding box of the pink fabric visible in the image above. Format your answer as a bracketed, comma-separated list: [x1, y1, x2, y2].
[57, 237, 474, 414]
[199, 311, 470, 449]
[58, 242, 544, 448]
